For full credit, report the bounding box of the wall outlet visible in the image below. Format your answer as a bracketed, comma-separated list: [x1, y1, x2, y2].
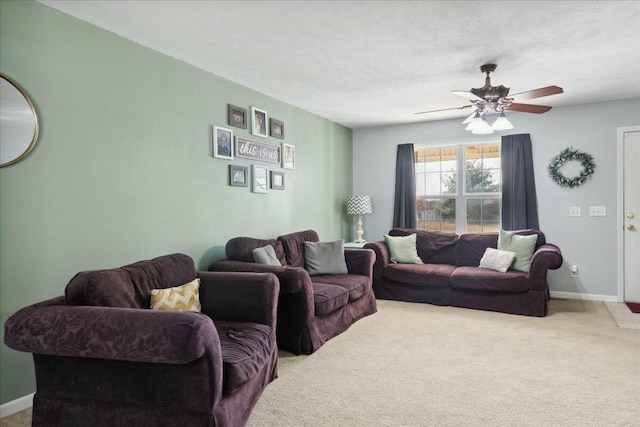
[570, 265, 579, 277]
[569, 207, 581, 217]
[589, 206, 606, 216]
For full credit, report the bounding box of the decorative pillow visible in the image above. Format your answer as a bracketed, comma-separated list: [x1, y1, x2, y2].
[150, 278, 201, 312]
[497, 230, 537, 272]
[384, 234, 423, 264]
[252, 245, 282, 266]
[303, 240, 348, 276]
[479, 247, 517, 273]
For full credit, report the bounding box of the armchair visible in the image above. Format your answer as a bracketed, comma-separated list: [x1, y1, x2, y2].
[4, 254, 279, 427]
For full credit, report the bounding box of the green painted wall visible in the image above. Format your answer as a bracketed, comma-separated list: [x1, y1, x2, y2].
[0, 1, 353, 404]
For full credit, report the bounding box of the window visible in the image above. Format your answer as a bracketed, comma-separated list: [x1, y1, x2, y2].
[415, 143, 501, 234]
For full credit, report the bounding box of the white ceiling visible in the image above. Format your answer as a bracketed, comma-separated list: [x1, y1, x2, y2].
[38, 0, 640, 129]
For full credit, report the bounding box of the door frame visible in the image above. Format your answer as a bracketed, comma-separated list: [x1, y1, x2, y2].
[616, 125, 640, 302]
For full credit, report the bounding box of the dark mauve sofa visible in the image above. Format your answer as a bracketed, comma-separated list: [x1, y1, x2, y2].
[208, 230, 377, 355]
[4, 253, 279, 427]
[364, 228, 563, 317]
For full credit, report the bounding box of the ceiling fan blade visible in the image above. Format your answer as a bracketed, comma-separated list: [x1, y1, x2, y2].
[452, 90, 484, 102]
[414, 105, 472, 115]
[508, 103, 552, 114]
[509, 85, 563, 100]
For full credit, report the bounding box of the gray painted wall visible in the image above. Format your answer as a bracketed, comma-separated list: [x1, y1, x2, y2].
[0, 1, 353, 404]
[353, 98, 640, 299]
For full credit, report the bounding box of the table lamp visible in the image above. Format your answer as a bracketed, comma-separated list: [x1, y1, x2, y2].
[347, 196, 373, 243]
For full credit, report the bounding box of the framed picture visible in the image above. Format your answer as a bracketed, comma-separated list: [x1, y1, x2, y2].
[270, 171, 285, 190]
[282, 143, 295, 169]
[251, 107, 268, 138]
[227, 104, 247, 129]
[213, 126, 233, 159]
[252, 164, 269, 193]
[229, 165, 248, 187]
[269, 118, 284, 139]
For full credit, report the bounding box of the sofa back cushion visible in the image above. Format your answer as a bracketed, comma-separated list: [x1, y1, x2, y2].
[388, 228, 458, 264]
[225, 237, 287, 265]
[65, 253, 197, 308]
[455, 229, 546, 267]
[278, 230, 319, 267]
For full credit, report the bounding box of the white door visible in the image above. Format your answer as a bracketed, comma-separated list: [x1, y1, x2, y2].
[622, 128, 640, 302]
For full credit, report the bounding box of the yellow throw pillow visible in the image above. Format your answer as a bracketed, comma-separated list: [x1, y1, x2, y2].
[150, 278, 201, 312]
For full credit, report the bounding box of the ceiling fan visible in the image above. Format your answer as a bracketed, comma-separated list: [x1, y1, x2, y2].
[415, 64, 563, 134]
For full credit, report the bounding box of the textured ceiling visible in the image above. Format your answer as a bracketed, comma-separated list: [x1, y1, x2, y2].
[38, 0, 640, 129]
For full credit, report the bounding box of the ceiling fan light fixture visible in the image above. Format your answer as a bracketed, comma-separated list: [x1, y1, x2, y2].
[491, 113, 514, 130]
[465, 112, 483, 131]
[471, 117, 494, 134]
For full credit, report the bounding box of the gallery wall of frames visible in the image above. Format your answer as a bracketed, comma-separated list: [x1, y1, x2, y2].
[213, 104, 295, 193]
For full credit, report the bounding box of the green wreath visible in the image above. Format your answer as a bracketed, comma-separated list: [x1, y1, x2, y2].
[548, 147, 596, 188]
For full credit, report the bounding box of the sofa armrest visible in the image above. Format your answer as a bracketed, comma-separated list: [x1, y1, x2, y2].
[208, 260, 311, 294]
[197, 271, 279, 328]
[344, 248, 375, 277]
[4, 300, 221, 365]
[363, 241, 391, 281]
[528, 243, 563, 291]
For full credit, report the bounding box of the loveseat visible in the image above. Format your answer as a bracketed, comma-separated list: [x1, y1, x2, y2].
[208, 230, 377, 354]
[364, 228, 563, 317]
[4, 253, 279, 427]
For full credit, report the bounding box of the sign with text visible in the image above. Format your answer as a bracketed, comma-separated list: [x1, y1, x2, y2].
[235, 137, 281, 164]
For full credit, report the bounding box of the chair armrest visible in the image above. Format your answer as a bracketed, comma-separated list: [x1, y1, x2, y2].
[344, 248, 375, 277]
[208, 260, 311, 294]
[528, 243, 563, 291]
[363, 241, 391, 281]
[197, 271, 279, 328]
[4, 301, 221, 365]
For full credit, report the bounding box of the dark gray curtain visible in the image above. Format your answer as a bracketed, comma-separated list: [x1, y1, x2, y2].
[393, 143, 417, 228]
[501, 134, 539, 230]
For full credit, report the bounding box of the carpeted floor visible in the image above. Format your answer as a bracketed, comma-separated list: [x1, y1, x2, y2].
[2, 299, 639, 426]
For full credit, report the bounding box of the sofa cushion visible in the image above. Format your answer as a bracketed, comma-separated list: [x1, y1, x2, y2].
[150, 278, 201, 312]
[312, 283, 350, 316]
[389, 228, 459, 264]
[311, 274, 369, 302]
[215, 321, 275, 395]
[479, 248, 516, 273]
[252, 245, 282, 266]
[278, 230, 320, 267]
[450, 266, 530, 292]
[226, 237, 287, 265]
[304, 240, 348, 275]
[65, 254, 197, 308]
[455, 233, 498, 267]
[382, 263, 455, 288]
[384, 234, 423, 264]
[498, 230, 537, 272]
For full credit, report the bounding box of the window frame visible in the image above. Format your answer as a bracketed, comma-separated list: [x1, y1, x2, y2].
[415, 140, 501, 234]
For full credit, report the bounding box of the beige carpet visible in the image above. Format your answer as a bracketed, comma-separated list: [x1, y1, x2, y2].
[2, 299, 639, 426]
[247, 299, 639, 427]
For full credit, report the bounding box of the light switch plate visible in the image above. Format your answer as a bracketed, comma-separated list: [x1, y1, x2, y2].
[569, 207, 581, 217]
[589, 206, 606, 216]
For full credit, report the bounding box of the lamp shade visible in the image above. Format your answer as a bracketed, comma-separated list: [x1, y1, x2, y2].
[347, 196, 372, 215]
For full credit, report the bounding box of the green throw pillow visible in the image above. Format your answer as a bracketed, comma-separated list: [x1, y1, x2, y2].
[497, 230, 537, 272]
[384, 234, 423, 264]
[479, 248, 517, 273]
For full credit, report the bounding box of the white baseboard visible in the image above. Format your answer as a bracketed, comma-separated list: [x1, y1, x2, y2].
[550, 291, 619, 303]
[0, 393, 33, 418]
